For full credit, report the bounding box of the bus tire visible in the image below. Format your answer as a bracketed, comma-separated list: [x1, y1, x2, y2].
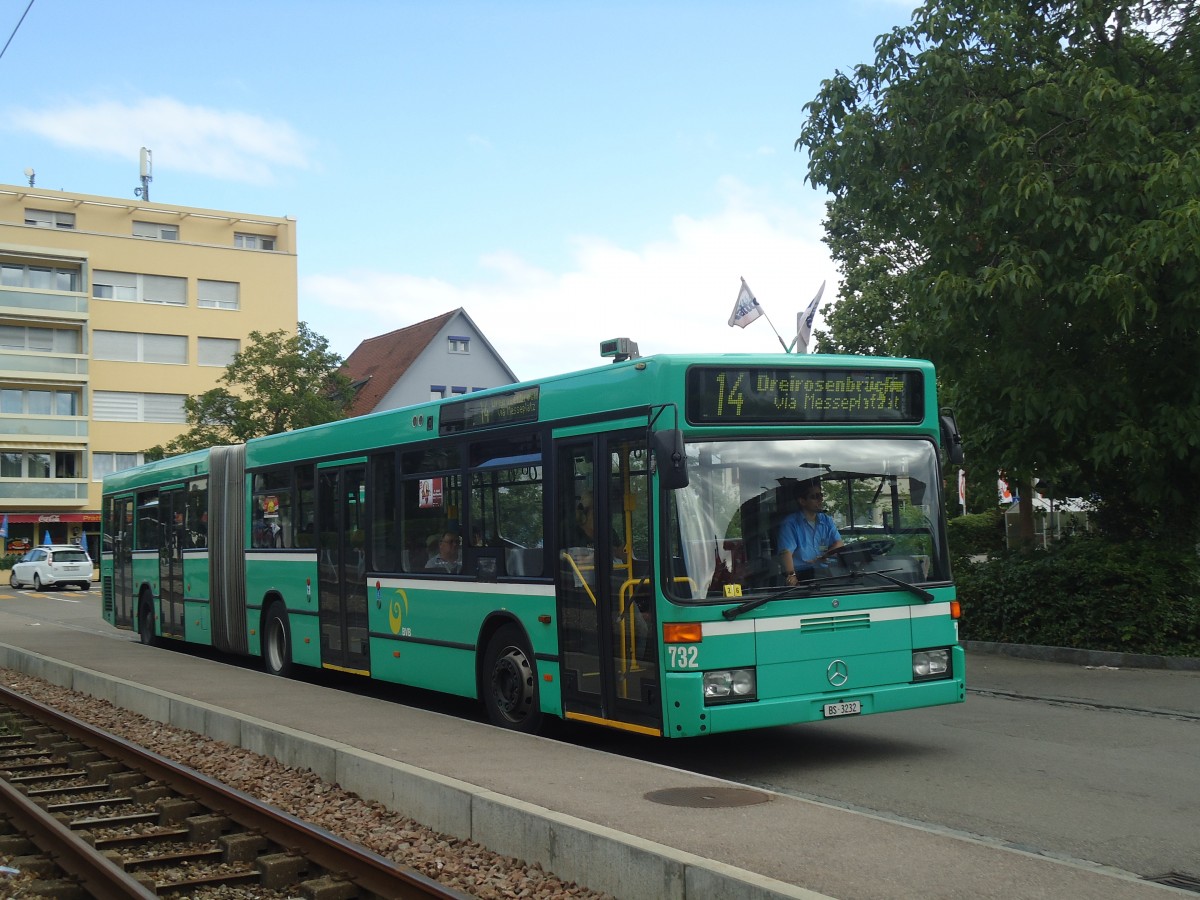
[481, 624, 542, 733]
[138, 597, 157, 647]
[262, 604, 294, 678]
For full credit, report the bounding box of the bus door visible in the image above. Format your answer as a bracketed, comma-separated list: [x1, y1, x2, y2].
[555, 429, 660, 734]
[316, 463, 370, 675]
[111, 496, 135, 628]
[157, 488, 186, 638]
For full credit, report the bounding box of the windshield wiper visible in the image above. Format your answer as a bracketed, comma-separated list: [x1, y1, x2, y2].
[722, 568, 934, 620]
[723, 574, 863, 620]
[858, 567, 935, 602]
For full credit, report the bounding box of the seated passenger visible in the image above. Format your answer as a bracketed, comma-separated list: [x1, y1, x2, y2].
[425, 530, 462, 574]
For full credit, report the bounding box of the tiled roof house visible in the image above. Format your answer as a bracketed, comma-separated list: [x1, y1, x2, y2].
[341, 308, 518, 417]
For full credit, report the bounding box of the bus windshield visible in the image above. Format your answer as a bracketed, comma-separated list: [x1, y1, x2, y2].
[665, 437, 948, 602]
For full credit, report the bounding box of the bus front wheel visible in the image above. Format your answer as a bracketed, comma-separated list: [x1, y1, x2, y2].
[263, 605, 294, 678]
[482, 625, 542, 733]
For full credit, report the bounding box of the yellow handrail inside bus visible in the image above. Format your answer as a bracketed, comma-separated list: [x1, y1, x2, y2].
[559, 550, 598, 608]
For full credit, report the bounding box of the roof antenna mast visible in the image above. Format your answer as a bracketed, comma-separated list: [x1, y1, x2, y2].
[135, 148, 152, 201]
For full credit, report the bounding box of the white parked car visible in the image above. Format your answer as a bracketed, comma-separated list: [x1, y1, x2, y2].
[9, 545, 93, 591]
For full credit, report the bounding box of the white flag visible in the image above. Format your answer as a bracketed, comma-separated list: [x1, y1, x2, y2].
[793, 280, 825, 354]
[728, 278, 764, 328]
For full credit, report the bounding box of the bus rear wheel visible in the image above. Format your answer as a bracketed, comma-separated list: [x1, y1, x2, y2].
[263, 604, 294, 678]
[482, 625, 542, 733]
[138, 599, 157, 647]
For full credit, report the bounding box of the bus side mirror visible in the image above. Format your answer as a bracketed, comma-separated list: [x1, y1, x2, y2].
[652, 429, 689, 490]
[939, 408, 964, 465]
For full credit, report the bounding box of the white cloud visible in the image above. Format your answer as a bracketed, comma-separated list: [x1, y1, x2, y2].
[9, 97, 310, 184]
[302, 187, 837, 382]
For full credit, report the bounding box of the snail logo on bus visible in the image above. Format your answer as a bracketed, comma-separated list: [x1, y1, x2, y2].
[685, 367, 923, 424]
[439, 386, 540, 435]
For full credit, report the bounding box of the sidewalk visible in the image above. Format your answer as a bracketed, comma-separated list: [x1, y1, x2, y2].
[964, 641, 1200, 718]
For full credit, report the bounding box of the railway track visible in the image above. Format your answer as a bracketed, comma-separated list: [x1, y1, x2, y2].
[0, 684, 471, 899]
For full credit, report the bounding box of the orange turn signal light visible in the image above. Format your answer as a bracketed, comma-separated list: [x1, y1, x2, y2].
[950, 600, 961, 620]
[663, 622, 702, 644]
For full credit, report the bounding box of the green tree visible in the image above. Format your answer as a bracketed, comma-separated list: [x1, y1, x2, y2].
[147, 323, 354, 459]
[797, 1, 1200, 543]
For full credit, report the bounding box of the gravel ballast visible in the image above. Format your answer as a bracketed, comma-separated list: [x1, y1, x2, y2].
[1, 669, 613, 899]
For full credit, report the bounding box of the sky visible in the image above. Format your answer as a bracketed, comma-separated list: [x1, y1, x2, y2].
[1, 0, 918, 382]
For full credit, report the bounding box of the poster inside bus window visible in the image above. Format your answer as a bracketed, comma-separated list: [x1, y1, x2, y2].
[418, 477, 443, 508]
[685, 367, 923, 424]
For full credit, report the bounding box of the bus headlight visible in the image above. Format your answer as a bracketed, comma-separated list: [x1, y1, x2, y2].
[703, 668, 757, 704]
[912, 648, 950, 680]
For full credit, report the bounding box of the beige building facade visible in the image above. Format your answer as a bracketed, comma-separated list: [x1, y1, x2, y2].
[0, 183, 296, 553]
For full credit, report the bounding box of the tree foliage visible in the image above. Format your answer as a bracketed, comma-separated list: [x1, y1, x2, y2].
[147, 323, 354, 459]
[797, 0, 1200, 541]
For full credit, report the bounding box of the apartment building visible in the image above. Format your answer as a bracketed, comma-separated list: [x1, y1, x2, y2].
[0, 183, 297, 554]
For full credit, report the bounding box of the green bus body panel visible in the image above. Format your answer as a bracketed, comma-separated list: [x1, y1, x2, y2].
[665, 656, 966, 737]
[183, 554, 212, 645]
[366, 580, 557, 700]
[101, 448, 210, 494]
[657, 589, 965, 738]
[243, 557, 322, 666]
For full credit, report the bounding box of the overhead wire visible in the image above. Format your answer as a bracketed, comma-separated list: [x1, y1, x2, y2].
[0, 0, 35, 64]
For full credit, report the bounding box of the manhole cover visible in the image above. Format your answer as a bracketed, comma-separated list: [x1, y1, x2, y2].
[644, 787, 771, 808]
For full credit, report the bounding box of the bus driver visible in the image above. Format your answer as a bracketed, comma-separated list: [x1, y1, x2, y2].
[778, 479, 844, 584]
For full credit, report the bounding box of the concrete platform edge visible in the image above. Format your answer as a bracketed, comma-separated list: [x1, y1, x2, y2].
[0, 643, 829, 900]
[962, 640, 1200, 671]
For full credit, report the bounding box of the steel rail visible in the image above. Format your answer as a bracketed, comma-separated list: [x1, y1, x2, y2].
[0, 684, 471, 900]
[0, 774, 158, 899]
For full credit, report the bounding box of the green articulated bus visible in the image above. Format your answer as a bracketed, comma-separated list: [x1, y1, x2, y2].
[101, 349, 966, 738]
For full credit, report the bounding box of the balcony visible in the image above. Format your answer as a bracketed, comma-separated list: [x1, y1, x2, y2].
[0, 350, 87, 379]
[0, 286, 88, 318]
[0, 479, 89, 503]
[0, 415, 88, 438]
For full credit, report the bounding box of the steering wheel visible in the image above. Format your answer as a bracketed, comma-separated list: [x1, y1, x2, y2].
[829, 539, 894, 565]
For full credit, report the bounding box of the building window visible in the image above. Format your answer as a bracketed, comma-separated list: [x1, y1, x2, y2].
[93, 391, 186, 423]
[430, 385, 447, 401]
[0, 452, 20, 477]
[0, 325, 79, 353]
[448, 335, 471, 354]
[451, 386, 468, 395]
[198, 337, 239, 367]
[93, 270, 186, 305]
[1, 263, 80, 291]
[234, 233, 275, 251]
[93, 330, 187, 364]
[92, 451, 142, 481]
[24, 208, 75, 229]
[198, 279, 240, 310]
[133, 220, 179, 241]
[3, 451, 80, 480]
[0, 388, 79, 415]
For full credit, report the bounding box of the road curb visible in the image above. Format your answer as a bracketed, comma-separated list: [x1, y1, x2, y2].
[963, 640, 1200, 671]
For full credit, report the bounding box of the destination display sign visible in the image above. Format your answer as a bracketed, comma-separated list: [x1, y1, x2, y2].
[439, 386, 540, 435]
[685, 367, 923, 424]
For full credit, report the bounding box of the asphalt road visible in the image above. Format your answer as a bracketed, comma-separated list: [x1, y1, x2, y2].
[3, 581, 1198, 885]
[578, 650, 1200, 884]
